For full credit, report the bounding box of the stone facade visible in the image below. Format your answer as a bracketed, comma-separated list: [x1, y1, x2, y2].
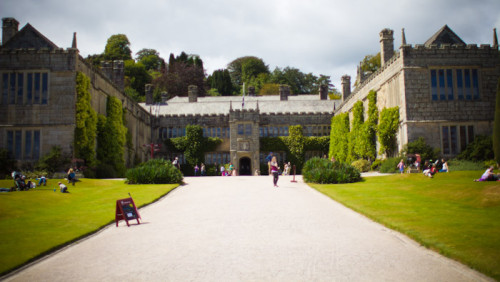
[151, 92, 336, 175]
[337, 26, 500, 157]
[0, 18, 151, 167]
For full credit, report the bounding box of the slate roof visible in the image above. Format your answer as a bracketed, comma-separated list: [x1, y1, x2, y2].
[140, 95, 338, 116]
[1, 23, 59, 50]
[424, 25, 466, 46]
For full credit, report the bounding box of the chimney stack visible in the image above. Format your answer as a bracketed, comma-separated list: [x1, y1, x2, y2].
[380, 28, 394, 67]
[188, 85, 198, 103]
[279, 85, 289, 101]
[145, 84, 153, 105]
[319, 84, 328, 100]
[248, 86, 255, 96]
[2, 17, 19, 46]
[341, 75, 351, 102]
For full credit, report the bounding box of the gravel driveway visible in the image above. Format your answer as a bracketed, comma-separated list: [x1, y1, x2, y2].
[3, 175, 492, 281]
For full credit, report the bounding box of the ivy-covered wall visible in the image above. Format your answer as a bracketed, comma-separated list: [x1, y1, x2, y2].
[96, 96, 128, 177]
[329, 90, 399, 162]
[74, 72, 97, 167]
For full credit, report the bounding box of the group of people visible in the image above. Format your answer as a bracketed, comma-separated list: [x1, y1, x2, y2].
[10, 170, 71, 193]
[193, 163, 206, 176]
[397, 158, 449, 178]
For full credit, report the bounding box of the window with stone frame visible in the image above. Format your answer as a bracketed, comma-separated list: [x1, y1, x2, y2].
[0, 71, 49, 105]
[430, 68, 480, 101]
[6, 129, 41, 160]
[441, 125, 474, 155]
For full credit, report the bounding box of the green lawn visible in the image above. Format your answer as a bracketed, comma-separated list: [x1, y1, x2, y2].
[0, 178, 178, 276]
[309, 171, 500, 281]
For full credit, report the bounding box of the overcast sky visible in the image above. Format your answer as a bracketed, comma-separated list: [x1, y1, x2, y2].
[2, 0, 499, 90]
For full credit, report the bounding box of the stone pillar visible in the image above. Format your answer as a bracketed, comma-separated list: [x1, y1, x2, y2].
[341, 75, 351, 102]
[2, 17, 19, 45]
[113, 60, 124, 91]
[319, 84, 328, 100]
[279, 85, 289, 101]
[145, 84, 153, 105]
[380, 28, 394, 67]
[248, 86, 255, 96]
[188, 85, 198, 103]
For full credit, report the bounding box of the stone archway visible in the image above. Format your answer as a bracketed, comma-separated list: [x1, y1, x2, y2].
[239, 157, 252, 175]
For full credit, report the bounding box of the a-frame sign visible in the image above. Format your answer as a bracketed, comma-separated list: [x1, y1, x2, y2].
[115, 197, 141, 227]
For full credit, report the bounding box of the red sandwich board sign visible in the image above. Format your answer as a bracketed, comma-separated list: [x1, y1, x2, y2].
[115, 197, 141, 227]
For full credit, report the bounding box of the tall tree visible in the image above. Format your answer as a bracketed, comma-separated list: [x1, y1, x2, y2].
[208, 69, 233, 96]
[228, 56, 269, 93]
[136, 48, 164, 71]
[153, 52, 206, 97]
[104, 34, 132, 61]
[124, 60, 152, 96]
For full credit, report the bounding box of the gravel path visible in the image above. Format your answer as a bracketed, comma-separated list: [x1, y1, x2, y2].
[3, 175, 492, 281]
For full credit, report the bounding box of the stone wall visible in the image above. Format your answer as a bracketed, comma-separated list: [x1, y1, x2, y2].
[0, 48, 79, 160]
[77, 57, 152, 164]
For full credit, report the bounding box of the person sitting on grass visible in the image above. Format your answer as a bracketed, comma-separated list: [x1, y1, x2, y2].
[439, 159, 449, 173]
[38, 175, 47, 186]
[58, 182, 69, 193]
[424, 164, 437, 178]
[67, 168, 76, 185]
[474, 166, 498, 182]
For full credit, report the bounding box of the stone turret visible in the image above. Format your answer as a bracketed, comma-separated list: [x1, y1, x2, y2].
[188, 85, 198, 103]
[341, 75, 351, 102]
[401, 28, 407, 45]
[279, 85, 290, 101]
[101, 60, 124, 91]
[380, 28, 394, 67]
[2, 17, 19, 45]
[319, 84, 328, 100]
[113, 60, 124, 90]
[145, 84, 153, 105]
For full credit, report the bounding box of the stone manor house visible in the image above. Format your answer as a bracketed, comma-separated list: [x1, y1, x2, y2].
[1, 17, 499, 175]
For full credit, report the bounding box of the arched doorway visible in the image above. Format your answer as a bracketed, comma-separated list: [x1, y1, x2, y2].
[239, 157, 252, 175]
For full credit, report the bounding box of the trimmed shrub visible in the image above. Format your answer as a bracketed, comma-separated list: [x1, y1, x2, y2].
[351, 159, 371, 172]
[371, 159, 383, 171]
[302, 157, 361, 184]
[456, 135, 494, 161]
[379, 157, 400, 173]
[402, 137, 439, 163]
[126, 159, 183, 184]
[35, 146, 70, 174]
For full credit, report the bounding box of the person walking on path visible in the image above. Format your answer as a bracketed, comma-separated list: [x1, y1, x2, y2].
[194, 164, 199, 176]
[270, 156, 280, 187]
[397, 159, 405, 174]
[200, 163, 206, 176]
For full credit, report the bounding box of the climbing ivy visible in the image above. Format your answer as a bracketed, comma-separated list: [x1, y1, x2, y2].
[74, 72, 97, 167]
[378, 106, 400, 157]
[366, 90, 378, 160]
[329, 112, 350, 163]
[96, 96, 127, 177]
[349, 101, 364, 161]
[284, 125, 305, 171]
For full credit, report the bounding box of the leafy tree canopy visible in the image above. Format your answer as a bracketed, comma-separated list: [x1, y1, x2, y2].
[136, 48, 164, 71]
[104, 34, 132, 61]
[124, 60, 152, 97]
